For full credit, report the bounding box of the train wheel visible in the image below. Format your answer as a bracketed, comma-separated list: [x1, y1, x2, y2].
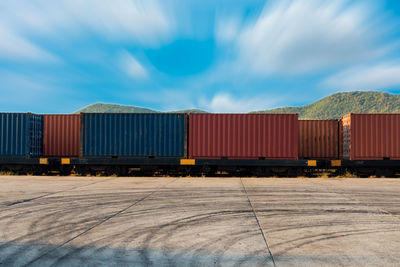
[105, 167, 116, 176]
[32, 166, 44, 176]
[376, 168, 394, 178]
[202, 165, 214, 177]
[272, 167, 289, 177]
[76, 166, 89, 176]
[288, 168, 303, 177]
[116, 167, 128, 177]
[60, 166, 72, 176]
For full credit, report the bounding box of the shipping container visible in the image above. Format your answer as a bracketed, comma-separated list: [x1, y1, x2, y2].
[342, 113, 400, 160]
[43, 114, 80, 157]
[299, 120, 341, 159]
[81, 113, 187, 158]
[0, 113, 43, 158]
[189, 113, 298, 159]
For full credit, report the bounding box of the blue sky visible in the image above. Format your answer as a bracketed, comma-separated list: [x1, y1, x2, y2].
[1, 0, 400, 113]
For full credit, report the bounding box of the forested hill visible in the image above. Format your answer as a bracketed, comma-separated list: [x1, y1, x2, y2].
[253, 91, 400, 119]
[76, 103, 208, 114]
[75, 91, 400, 119]
[75, 103, 158, 113]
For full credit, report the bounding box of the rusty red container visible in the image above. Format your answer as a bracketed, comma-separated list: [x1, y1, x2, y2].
[342, 113, 400, 160]
[43, 114, 80, 157]
[189, 113, 298, 159]
[299, 120, 341, 159]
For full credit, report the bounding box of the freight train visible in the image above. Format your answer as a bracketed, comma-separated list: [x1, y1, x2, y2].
[1, 112, 399, 177]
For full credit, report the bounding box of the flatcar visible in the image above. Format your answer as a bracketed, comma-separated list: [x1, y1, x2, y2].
[0, 112, 399, 177]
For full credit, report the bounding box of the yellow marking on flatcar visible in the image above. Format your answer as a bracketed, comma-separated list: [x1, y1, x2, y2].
[331, 160, 341, 167]
[180, 159, 195, 165]
[61, 158, 71, 165]
[40, 158, 48, 165]
[307, 160, 317, 167]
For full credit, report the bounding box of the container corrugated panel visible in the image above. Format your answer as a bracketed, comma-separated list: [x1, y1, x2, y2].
[0, 113, 43, 157]
[342, 113, 400, 160]
[81, 113, 187, 158]
[189, 113, 298, 159]
[43, 114, 80, 157]
[299, 120, 340, 159]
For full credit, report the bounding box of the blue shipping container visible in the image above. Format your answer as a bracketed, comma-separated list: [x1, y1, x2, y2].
[0, 113, 43, 157]
[81, 113, 187, 158]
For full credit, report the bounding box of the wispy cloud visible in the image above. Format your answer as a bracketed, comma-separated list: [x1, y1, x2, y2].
[119, 51, 148, 80]
[215, 16, 241, 45]
[322, 62, 400, 90]
[0, 71, 53, 106]
[0, 24, 57, 62]
[0, 0, 173, 62]
[0, 0, 172, 43]
[1, 0, 400, 113]
[216, 0, 391, 76]
[199, 93, 278, 113]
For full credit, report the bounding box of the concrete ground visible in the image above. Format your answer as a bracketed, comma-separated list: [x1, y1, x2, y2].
[0, 176, 399, 266]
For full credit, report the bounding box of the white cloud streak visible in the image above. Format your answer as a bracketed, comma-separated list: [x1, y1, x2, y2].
[217, 0, 389, 76]
[0, 0, 172, 61]
[119, 51, 148, 80]
[215, 17, 241, 45]
[0, 25, 57, 62]
[322, 63, 400, 90]
[199, 93, 276, 113]
[0, 0, 172, 43]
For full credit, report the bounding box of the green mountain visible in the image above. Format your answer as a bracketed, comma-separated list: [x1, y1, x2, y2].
[75, 103, 207, 114]
[75, 91, 400, 119]
[75, 103, 159, 114]
[253, 91, 400, 119]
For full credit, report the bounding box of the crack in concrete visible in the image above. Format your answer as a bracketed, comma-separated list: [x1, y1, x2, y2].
[23, 178, 179, 266]
[240, 178, 276, 267]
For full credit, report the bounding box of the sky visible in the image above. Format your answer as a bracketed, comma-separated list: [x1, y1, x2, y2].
[1, 0, 400, 113]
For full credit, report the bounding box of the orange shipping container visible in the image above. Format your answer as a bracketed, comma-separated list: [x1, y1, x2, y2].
[189, 113, 298, 159]
[43, 114, 80, 157]
[299, 120, 341, 159]
[342, 114, 400, 160]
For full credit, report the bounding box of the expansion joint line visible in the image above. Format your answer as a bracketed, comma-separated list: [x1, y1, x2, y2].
[24, 177, 179, 266]
[240, 178, 276, 267]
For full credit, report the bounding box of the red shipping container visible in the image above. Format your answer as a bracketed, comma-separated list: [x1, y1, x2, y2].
[299, 120, 341, 159]
[43, 114, 80, 157]
[189, 114, 298, 159]
[342, 113, 400, 160]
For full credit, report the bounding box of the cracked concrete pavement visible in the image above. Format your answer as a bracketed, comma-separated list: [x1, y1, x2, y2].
[0, 176, 399, 266]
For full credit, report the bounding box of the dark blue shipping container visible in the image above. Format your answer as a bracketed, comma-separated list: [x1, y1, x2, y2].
[81, 113, 187, 158]
[0, 113, 43, 158]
